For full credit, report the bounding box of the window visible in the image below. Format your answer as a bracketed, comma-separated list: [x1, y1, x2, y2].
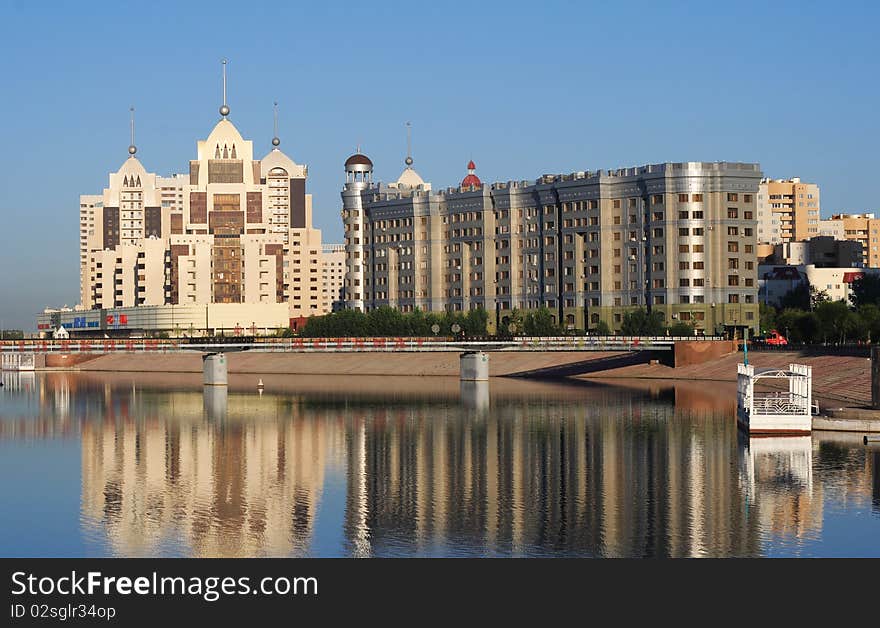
[728, 226, 739, 236]
[728, 208, 738, 219]
[728, 241, 739, 253]
[679, 211, 689, 220]
[728, 275, 739, 286]
[679, 244, 689, 253]
[727, 193, 738, 202]
[679, 228, 689, 236]
[613, 215, 621, 224]
[692, 194, 703, 202]
[679, 278, 690, 287]
[693, 261, 704, 270]
[729, 294, 740, 303]
[652, 195, 663, 204]
[613, 200, 621, 209]
[679, 194, 689, 203]
[693, 278, 704, 287]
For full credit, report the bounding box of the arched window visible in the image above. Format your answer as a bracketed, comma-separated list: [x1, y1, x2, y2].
[135, 175, 141, 187]
[223, 144, 229, 159]
[231, 144, 237, 159]
[214, 145, 221, 159]
[123, 175, 129, 187]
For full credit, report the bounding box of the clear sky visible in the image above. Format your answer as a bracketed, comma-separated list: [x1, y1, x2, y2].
[0, 0, 878, 330]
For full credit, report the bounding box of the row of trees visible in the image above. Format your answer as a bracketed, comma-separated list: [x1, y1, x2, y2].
[298, 307, 490, 338]
[294, 305, 700, 338]
[761, 274, 880, 343]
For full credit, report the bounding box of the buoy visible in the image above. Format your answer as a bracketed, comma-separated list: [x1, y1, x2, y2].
[257, 378, 264, 389]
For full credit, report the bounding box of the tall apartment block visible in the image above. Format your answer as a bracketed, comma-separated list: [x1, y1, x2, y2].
[756, 178, 820, 244]
[342, 156, 762, 334]
[78, 93, 344, 323]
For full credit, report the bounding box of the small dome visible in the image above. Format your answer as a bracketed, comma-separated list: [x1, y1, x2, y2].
[345, 153, 373, 169]
[397, 167, 425, 188]
[461, 159, 482, 189]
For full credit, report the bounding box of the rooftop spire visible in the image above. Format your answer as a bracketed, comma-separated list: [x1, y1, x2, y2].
[128, 106, 137, 156]
[405, 121, 413, 167]
[219, 59, 230, 118]
[271, 101, 280, 147]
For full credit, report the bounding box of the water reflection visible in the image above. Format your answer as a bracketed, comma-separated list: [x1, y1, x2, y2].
[0, 371, 878, 557]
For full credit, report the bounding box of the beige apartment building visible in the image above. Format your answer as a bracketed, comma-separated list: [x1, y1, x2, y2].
[756, 178, 820, 245]
[74, 96, 344, 334]
[342, 158, 762, 335]
[826, 213, 880, 267]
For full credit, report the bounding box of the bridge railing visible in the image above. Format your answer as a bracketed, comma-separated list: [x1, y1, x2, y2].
[0, 335, 723, 354]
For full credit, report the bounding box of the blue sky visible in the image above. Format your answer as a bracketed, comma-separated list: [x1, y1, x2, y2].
[0, 0, 878, 329]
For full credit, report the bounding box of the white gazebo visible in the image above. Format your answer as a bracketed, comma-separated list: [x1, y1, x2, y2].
[737, 363, 813, 435]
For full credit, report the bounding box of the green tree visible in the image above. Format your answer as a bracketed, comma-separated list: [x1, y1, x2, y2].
[759, 303, 777, 334]
[780, 283, 830, 311]
[814, 300, 858, 344]
[463, 307, 489, 336]
[667, 321, 696, 336]
[857, 303, 880, 342]
[595, 320, 612, 336]
[524, 307, 560, 336]
[620, 308, 665, 336]
[850, 273, 880, 308]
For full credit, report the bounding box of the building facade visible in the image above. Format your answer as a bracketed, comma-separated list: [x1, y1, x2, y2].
[756, 178, 820, 245]
[826, 213, 880, 267]
[342, 158, 762, 334]
[765, 236, 863, 268]
[73, 97, 343, 335]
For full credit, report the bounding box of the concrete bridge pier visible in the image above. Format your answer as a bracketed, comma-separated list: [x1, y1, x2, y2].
[460, 351, 489, 381]
[203, 352, 228, 386]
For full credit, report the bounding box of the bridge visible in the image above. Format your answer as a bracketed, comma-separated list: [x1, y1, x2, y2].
[1, 336, 721, 354]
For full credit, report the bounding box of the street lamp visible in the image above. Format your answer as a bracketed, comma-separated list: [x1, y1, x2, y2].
[493, 279, 501, 335]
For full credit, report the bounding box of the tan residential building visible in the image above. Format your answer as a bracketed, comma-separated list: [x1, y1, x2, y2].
[343, 158, 763, 335]
[322, 244, 346, 312]
[827, 213, 880, 267]
[756, 178, 820, 244]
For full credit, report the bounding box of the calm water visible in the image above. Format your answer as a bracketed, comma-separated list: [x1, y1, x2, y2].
[1, 370, 878, 558]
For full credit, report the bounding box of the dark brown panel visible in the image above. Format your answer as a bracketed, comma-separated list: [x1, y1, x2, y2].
[170, 213, 183, 234]
[252, 161, 261, 183]
[265, 243, 285, 303]
[102, 207, 119, 249]
[168, 244, 190, 305]
[207, 160, 243, 184]
[209, 211, 244, 234]
[246, 192, 262, 224]
[190, 192, 207, 223]
[145, 207, 161, 238]
[290, 178, 306, 228]
[189, 161, 200, 185]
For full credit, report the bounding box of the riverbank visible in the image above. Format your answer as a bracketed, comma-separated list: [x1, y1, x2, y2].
[582, 350, 872, 407]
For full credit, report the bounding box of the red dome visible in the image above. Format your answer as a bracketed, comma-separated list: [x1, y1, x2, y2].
[461, 160, 481, 189]
[461, 174, 482, 189]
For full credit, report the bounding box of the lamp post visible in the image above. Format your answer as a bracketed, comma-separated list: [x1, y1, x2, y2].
[493, 279, 500, 335]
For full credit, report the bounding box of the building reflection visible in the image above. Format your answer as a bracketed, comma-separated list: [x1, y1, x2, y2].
[1, 372, 878, 556]
[78, 387, 334, 557]
[738, 435, 822, 544]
